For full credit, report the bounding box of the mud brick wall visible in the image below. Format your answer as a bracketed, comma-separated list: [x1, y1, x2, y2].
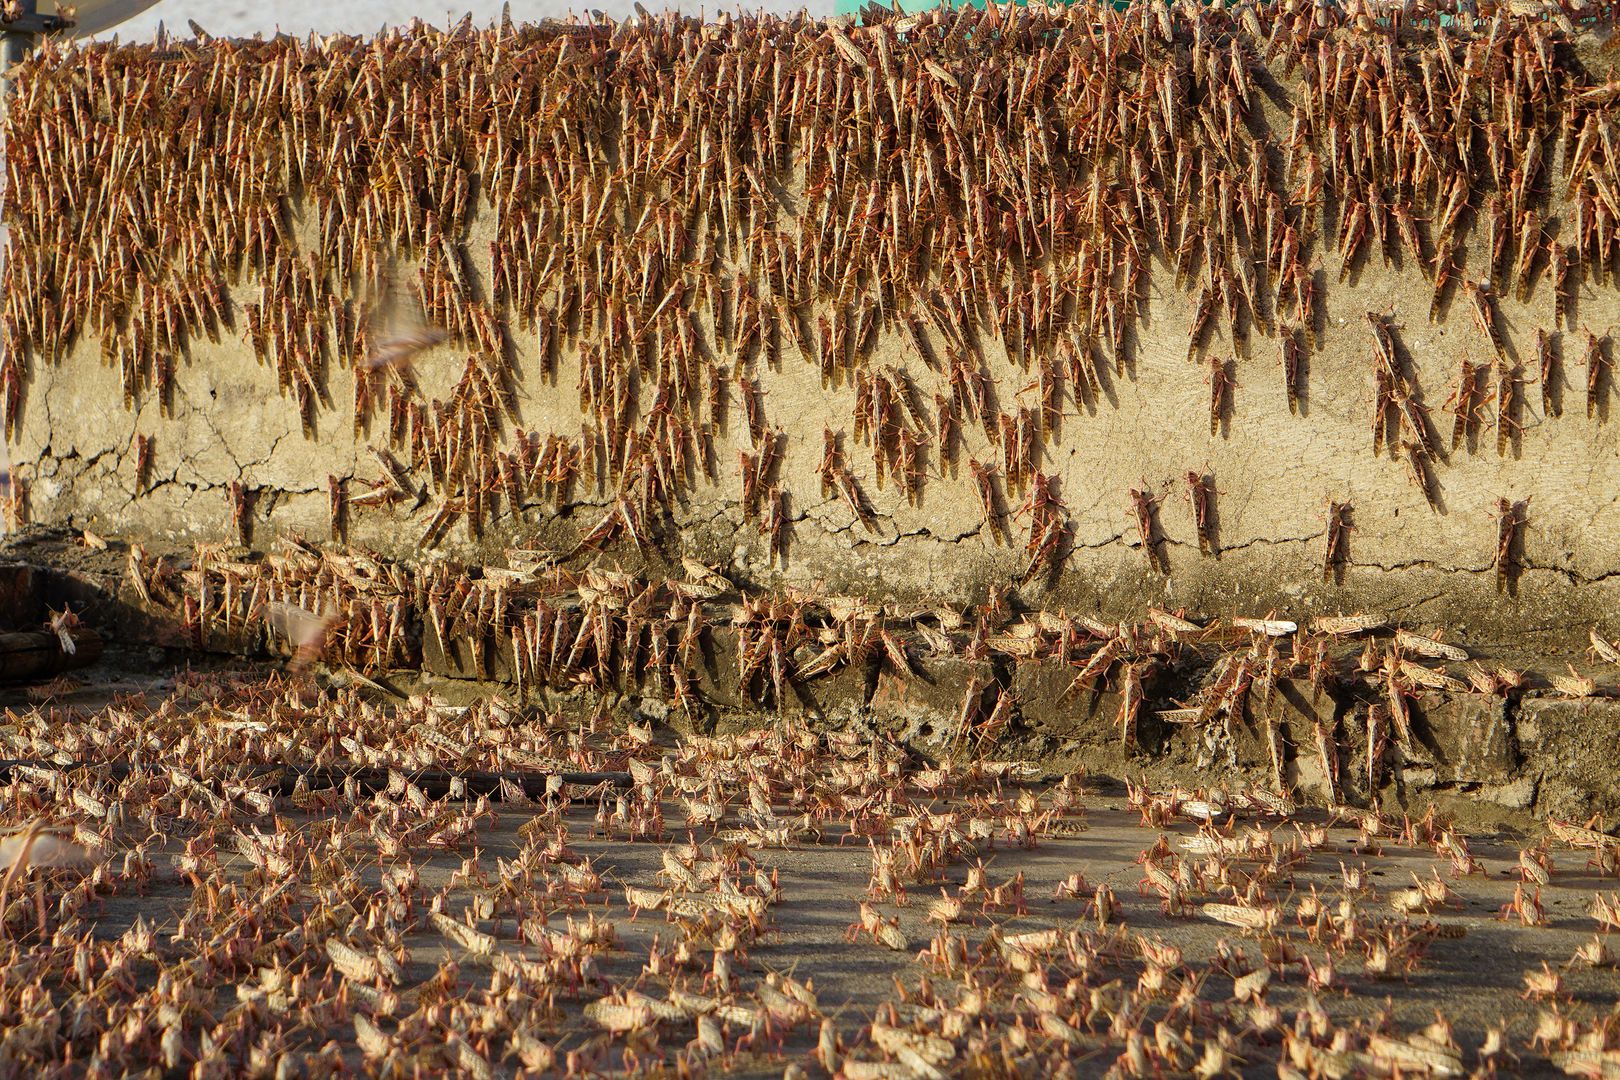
[5, 5, 1620, 643]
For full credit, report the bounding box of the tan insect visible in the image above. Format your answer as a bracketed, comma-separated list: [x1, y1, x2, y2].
[846, 900, 907, 951]
[431, 911, 497, 957]
[1365, 1033, 1462, 1075]
[1499, 883, 1548, 927]
[1550, 664, 1598, 699]
[0, 821, 92, 938]
[1518, 847, 1553, 886]
[1052, 871, 1091, 899]
[1549, 818, 1617, 850]
[1311, 612, 1386, 635]
[1591, 892, 1620, 932]
[261, 600, 336, 672]
[353, 1014, 395, 1060]
[362, 273, 448, 379]
[1589, 628, 1620, 666]
[1571, 935, 1615, 968]
[325, 938, 396, 985]
[1394, 629, 1468, 662]
[1233, 615, 1296, 637]
[583, 996, 657, 1033]
[46, 606, 80, 655]
[925, 889, 966, 925]
[1522, 962, 1564, 1001]
[1232, 967, 1271, 1003]
[1199, 902, 1278, 933]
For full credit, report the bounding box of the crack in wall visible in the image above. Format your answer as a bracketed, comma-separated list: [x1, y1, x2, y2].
[31, 421, 1620, 593]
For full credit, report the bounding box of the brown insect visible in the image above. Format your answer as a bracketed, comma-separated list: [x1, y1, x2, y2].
[736, 368, 767, 446]
[1187, 286, 1217, 364]
[1018, 472, 1067, 584]
[1464, 280, 1508, 360]
[46, 605, 80, 656]
[1445, 357, 1485, 452]
[1279, 327, 1305, 415]
[1586, 328, 1609, 421]
[969, 458, 1006, 544]
[1117, 662, 1144, 748]
[818, 428, 844, 499]
[229, 480, 250, 546]
[1393, 384, 1439, 465]
[761, 485, 788, 563]
[1313, 717, 1340, 805]
[1185, 470, 1217, 557]
[1208, 356, 1235, 438]
[1552, 242, 1575, 331]
[1537, 329, 1560, 417]
[329, 474, 346, 541]
[1403, 440, 1439, 508]
[133, 433, 153, 491]
[933, 393, 959, 469]
[362, 276, 448, 381]
[1493, 497, 1528, 593]
[1429, 244, 1460, 324]
[154, 353, 174, 418]
[1130, 487, 1166, 574]
[832, 466, 875, 533]
[1495, 359, 1521, 456]
[1323, 500, 1352, 583]
[1373, 363, 1395, 457]
[1365, 704, 1388, 794]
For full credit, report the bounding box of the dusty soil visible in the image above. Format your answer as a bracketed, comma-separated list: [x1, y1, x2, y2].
[1, 662, 1617, 1078]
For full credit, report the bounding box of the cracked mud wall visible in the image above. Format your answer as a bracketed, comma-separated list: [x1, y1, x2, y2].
[21, 262, 1620, 641]
[6, 12, 1620, 643]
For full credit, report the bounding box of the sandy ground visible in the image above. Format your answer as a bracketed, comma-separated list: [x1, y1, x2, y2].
[80, 800, 1600, 1074]
[0, 662, 1614, 1077]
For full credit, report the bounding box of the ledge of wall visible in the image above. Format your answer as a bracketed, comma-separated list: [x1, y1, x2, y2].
[9, 532, 1620, 826]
